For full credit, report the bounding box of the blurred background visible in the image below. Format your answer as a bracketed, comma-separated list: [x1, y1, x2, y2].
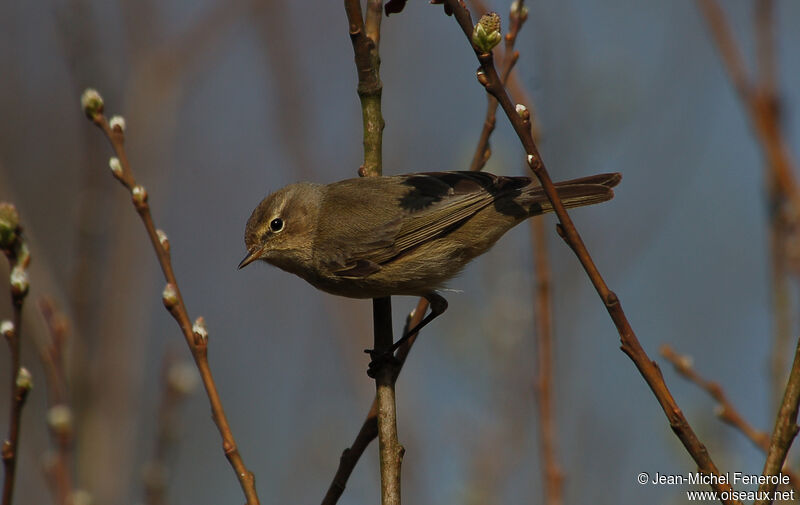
[1, 0, 800, 504]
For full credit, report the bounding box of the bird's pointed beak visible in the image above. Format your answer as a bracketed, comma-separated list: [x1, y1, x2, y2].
[238, 247, 262, 269]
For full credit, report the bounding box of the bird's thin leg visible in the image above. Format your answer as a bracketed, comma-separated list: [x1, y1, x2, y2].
[365, 293, 448, 377]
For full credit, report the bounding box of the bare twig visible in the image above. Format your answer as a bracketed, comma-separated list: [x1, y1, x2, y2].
[82, 92, 259, 505]
[321, 297, 427, 505]
[439, 2, 739, 502]
[660, 345, 800, 492]
[36, 297, 75, 505]
[1, 202, 32, 505]
[530, 216, 563, 505]
[142, 354, 197, 505]
[661, 346, 770, 449]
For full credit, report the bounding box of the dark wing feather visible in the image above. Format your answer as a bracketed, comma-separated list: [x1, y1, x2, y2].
[319, 172, 515, 277]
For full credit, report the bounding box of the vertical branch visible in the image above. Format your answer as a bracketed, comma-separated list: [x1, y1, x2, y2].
[321, 298, 426, 505]
[439, 2, 739, 502]
[37, 298, 76, 505]
[344, 2, 403, 504]
[82, 92, 260, 505]
[530, 217, 563, 505]
[371, 298, 403, 505]
[142, 355, 197, 505]
[1, 202, 32, 505]
[346, 0, 385, 178]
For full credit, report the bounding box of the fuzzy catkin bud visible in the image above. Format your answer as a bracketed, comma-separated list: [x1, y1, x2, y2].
[510, 0, 528, 21]
[10, 265, 29, 298]
[192, 316, 208, 343]
[47, 405, 73, 434]
[162, 283, 179, 310]
[156, 229, 170, 253]
[109, 157, 123, 179]
[16, 367, 33, 391]
[167, 362, 199, 395]
[132, 185, 148, 207]
[109, 115, 126, 132]
[80, 88, 104, 118]
[1, 320, 13, 338]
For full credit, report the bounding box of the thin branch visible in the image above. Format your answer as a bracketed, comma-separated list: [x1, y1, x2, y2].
[467, 0, 525, 172]
[530, 216, 563, 505]
[661, 346, 769, 448]
[142, 354, 197, 505]
[345, 0, 385, 178]
[759, 341, 800, 504]
[36, 297, 76, 505]
[371, 298, 403, 505]
[439, 2, 739, 502]
[1, 203, 32, 505]
[696, 0, 798, 202]
[344, 2, 404, 504]
[83, 95, 260, 505]
[660, 345, 800, 492]
[663, 345, 800, 491]
[321, 298, 427, 505]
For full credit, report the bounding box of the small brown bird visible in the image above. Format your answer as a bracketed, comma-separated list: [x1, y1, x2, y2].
[240, 171, 620, 354]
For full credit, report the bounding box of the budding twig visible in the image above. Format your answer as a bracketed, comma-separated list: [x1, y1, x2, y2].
[439, 2, 739, 502]
[1, 201, 32, 505]
[82, 90, 260, 505]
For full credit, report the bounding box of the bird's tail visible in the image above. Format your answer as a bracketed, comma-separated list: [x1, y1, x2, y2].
[525, 172, 621, 215]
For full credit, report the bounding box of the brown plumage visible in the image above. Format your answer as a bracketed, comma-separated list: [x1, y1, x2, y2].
[240, 171, 620, 299]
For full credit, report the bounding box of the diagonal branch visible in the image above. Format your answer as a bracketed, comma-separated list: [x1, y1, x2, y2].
[439, 2, 739, 502]
[661, 345, 800, 493]
[82, 93, 260, 505]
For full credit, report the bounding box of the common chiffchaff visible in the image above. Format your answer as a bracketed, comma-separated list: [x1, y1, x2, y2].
[239, 171, 619, 307]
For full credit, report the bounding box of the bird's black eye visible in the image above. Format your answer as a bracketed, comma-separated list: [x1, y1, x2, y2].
[270, 218, 284, 232]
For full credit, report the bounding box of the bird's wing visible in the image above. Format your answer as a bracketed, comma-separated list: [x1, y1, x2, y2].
[318, 172, 523, 278]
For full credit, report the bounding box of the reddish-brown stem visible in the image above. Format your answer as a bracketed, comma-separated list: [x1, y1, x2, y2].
[660, 345, 800, 492]
[441, 1, 738, 501]
[530, 217, 563, 505]
[36, 298, 75, 505]
[87, 112, 259, 505]
[467, 0, 525, 172]
[2, 212, 31, 505]
[142, 354, 195, 505]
